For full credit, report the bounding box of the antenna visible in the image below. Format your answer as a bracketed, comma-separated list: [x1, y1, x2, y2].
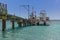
[20, 5, 30, 19]
[31, 7, 36, 18]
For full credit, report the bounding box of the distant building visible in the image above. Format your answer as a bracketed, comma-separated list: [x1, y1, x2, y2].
[0, 3, 7, 14]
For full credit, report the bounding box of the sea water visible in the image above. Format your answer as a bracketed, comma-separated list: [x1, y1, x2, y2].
[0, 20, 60, 40]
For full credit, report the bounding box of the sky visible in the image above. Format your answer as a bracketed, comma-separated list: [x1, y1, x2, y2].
[0, 0, 60, 20]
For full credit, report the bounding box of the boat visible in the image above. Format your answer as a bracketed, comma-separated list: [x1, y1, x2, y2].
[39, 10, 49, 26]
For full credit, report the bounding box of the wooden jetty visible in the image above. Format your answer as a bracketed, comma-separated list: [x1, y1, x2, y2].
[0, 3, 50, 31]
[0, 3, 31, 31]
[0, 13, 29, 31]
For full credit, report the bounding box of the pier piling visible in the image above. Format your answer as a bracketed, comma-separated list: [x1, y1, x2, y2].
[12, 21, 14, 29]
[11, 18, 15, 29]
[18, 22, 21, 27]
[2, 16, 6, 31]
[18, 20, 24, 27]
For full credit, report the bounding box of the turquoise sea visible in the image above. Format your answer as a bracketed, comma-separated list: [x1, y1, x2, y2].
[0, 19, 60, 40]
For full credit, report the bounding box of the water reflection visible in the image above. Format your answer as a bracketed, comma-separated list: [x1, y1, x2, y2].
[2, 31, 7, 38]
[1, 30, 15, 38]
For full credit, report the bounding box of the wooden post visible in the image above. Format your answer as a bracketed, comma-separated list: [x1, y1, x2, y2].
[25, 22, 27, 26]
[18, 20, 23, 27]
[21, 23, 23, 27]
[18, 22, 21, 27]
[11, 18, 15, 29]
[12, 21, 14, 29]
[11, 14, 16, 29]
[2, 16, 6, 31]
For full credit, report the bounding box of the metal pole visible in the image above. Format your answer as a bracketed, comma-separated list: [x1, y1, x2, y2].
[20, 5, 30, 19]
[28, 5, 29, 19]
